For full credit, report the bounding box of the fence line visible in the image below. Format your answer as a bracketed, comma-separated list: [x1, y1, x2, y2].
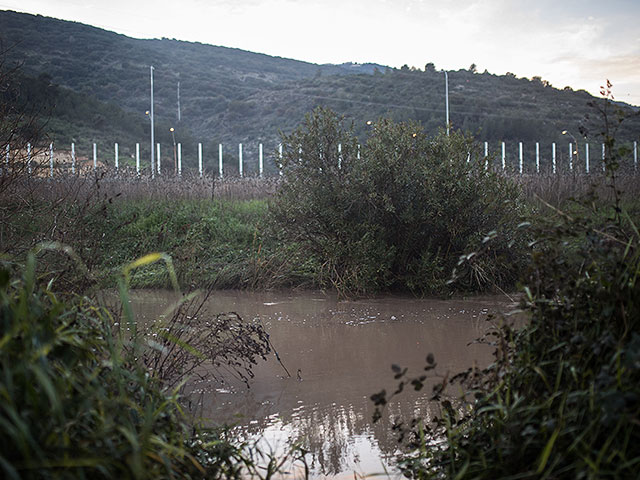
[2, 139, 638, 178]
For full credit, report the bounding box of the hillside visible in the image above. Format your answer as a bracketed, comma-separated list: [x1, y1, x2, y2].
[2, 69, 198, 162]
[1, 9, 639, 172]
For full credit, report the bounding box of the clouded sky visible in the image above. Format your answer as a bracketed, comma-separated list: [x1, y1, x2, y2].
[2, 0, 640, 105]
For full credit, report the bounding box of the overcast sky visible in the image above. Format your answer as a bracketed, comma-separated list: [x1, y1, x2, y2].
[2, 0, 639, 105]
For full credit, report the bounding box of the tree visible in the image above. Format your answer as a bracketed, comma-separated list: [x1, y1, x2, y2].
[425, 62, 436, 73]
[0, 43, 50, 193]
[469, 63, 477, 74]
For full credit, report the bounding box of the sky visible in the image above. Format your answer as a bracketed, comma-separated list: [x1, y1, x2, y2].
[2, 0, 640, 105]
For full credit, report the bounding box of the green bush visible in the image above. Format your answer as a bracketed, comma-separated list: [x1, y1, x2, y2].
[373, 187, 640, 479]
[271, 107, 528, 295]
[0, 255, 256, 479]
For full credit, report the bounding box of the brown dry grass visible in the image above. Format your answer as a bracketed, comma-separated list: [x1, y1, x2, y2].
[513, 171, 640, 208]
[3, 162, 638, 207]
[1, 170, 280, 204]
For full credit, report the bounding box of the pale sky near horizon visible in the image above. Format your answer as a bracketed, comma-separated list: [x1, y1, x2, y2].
[1, 0, 639, 105]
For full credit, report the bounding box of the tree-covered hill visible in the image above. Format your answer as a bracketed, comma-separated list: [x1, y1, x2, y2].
[1, 9, 638, 168]
[3, 69, 197, 163]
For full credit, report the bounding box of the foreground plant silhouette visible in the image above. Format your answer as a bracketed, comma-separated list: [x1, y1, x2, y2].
[0, 252, 304, 479]
[371, 87, 640, 479]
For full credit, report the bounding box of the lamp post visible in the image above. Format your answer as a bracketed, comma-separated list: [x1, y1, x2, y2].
[150, 66, 155, 179]
[170, 127, 177, 175]
[444, 70, 450, 136]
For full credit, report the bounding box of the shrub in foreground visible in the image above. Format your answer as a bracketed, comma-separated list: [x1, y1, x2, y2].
[0, 256, 267, 479]
[373, 196, 640, 478]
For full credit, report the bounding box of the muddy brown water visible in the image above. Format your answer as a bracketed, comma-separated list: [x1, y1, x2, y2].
[128, 290, 516, 479]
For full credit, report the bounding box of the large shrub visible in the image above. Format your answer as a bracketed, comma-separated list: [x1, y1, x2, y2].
[271, 107, 528, 295]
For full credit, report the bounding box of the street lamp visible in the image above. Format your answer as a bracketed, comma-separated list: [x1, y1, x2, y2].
[444, 70, 450, 136]
[149, 66, 155, 179]
[170, 127, 177, 175]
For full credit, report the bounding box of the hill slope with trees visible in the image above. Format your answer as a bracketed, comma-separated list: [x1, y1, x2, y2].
[1, 9, 638, 171]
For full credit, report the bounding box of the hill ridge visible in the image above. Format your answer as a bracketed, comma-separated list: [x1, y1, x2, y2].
[1, 9, 638, 165]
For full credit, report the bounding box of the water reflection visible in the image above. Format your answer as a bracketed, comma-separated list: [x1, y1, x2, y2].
[130, 290, 513, 478]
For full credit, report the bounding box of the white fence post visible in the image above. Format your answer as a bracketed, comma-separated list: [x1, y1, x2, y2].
[569, 143, 573, 172]
[178, 143, 182, 176]
[518, 142, 523, 174]
[114, 143, 118, 172]
[535, 142, 540, 173]
[136, 143, 140, 176]
[338, 143, 342, 169]
[585, 143, 590, 174]
[602, 143, 606, 172]
[93, 143, 97, 171]
[218, 143, 223, 178]
[238, 143, 243, 177]
[357, 144, 361, 160]
[71, 143, 76, 174]
[634, 141, 637, 172]
[198, 142, 203, 178]
[156, 143, 161, 175]
[259, 143, 263, 178]
[279, 144, 283, 176]
[27, 143, 32, 175]
[552, 142, 556, 174]
[484, 141, 488, 170]
[501, 141, 506, 170]
[49, 143, 54, 178]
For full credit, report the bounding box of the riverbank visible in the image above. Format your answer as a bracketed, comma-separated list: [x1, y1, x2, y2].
[1, 181, 313, 292]
[2, 173, 639, 297]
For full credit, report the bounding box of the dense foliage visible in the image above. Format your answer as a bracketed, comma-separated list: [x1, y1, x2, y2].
[371, 138, 640, 477]
[271, 108, 529, 295]
[0, 255, 268, 479]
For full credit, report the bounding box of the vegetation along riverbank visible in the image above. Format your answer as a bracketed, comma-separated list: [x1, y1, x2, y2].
[2, 101, 640, 478]
[369, 94, 640, 478]
[2, 108, 639, 297]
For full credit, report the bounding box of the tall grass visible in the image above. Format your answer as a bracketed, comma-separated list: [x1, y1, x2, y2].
[2, 171, 279, 203]
[1, 175, 314, 291]
[514, 171, 640, 209]
[2, 163, 639, 295]
[0, 250, 307, 479]
[0, 254, 236, 478]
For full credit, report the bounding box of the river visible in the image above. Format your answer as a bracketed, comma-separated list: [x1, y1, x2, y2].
[128, 290, 515, 479]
